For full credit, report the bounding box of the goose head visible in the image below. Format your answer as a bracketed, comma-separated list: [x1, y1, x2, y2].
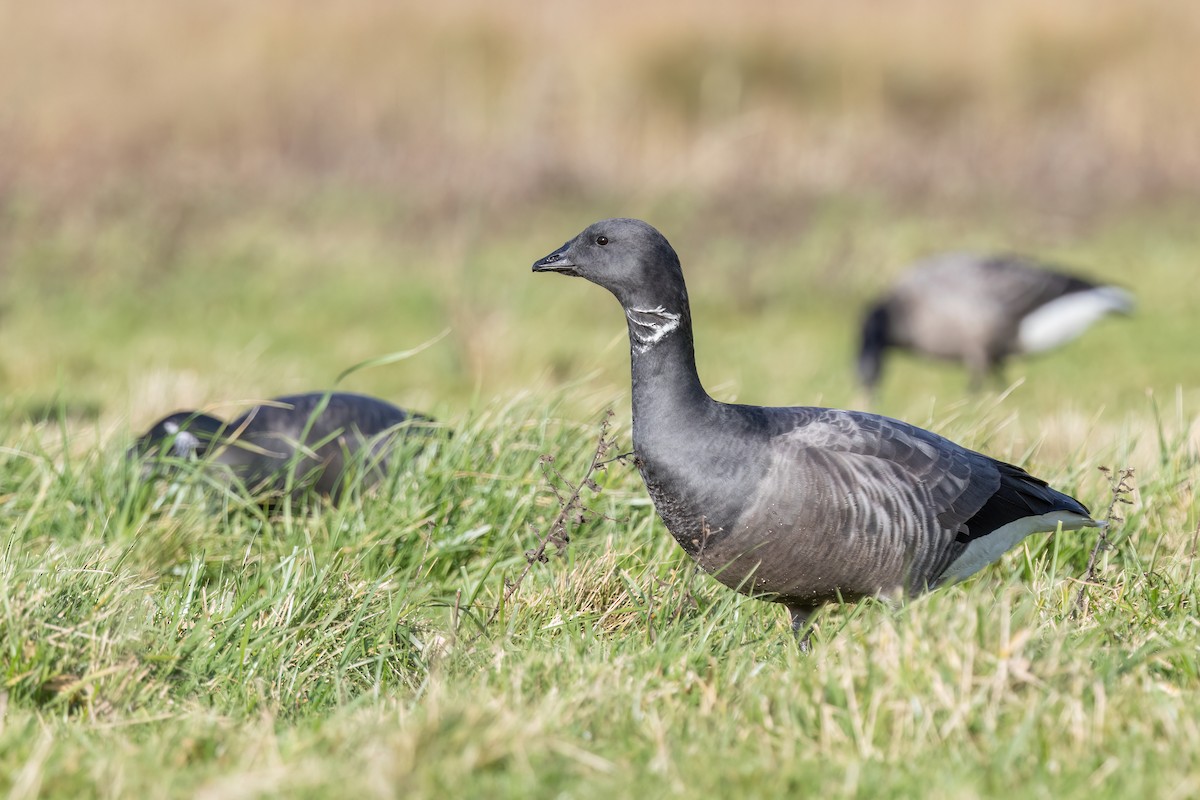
[131, 410, 226, 462]
[532, 218, 688, 311]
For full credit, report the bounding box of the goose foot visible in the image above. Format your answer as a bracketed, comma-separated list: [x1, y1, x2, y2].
[787, 604, 818, 653]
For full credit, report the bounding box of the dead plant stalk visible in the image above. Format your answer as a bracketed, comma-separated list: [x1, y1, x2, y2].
[1071, 466, 1135, 619]
[481, 411, 622, 630]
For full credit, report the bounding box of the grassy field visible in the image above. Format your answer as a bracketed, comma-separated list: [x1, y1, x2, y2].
[4, 2, 1200, 798]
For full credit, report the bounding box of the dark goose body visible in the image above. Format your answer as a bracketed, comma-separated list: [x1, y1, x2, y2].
[859, 252, 1134, 391]
[134, 391, 432, 502]
[534, 219, 1098, 638]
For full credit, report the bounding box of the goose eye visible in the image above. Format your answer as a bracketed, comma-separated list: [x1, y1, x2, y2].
[596, 235, 609, 246]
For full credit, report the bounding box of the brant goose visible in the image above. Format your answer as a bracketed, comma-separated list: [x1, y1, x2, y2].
[535, 219, 1098, 644]
[133, 391, 433, 503]
[859, 252, 1133, 392]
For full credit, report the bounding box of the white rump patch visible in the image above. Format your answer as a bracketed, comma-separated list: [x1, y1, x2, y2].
[1017, 287, 1133, 354]
[626, 306, 682, 354]
[938, 510, 1095, 585]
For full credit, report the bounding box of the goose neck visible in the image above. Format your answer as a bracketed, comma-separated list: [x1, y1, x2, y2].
[627, 304, 709, 416]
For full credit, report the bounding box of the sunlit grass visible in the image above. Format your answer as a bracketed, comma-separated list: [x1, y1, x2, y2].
[2, 383, 1199, 797]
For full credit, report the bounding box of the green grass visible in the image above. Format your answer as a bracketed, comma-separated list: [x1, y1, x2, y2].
[2, 191, 1200, 799]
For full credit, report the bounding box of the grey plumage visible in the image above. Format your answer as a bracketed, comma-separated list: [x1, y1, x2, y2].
[534, 219, 1099, 641]
[133, 391, 434, 503]
[859, 252, 1134, 391]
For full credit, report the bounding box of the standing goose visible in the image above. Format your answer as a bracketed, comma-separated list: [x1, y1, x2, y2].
[534, 219, 1099, 643]
[859, 252, 1134, 392]
[133, 391, 434, 503]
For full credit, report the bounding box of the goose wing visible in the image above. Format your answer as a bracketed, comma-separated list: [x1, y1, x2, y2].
[896, 253, 1093, 315]
[230, 393, 416, 441]
[741, 408, 1092, 596]
[971, 254, 1101, 317]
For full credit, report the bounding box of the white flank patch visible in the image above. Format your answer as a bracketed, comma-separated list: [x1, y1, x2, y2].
[938, 511, 1095, 585]
[1017, 287, 1133, 354]
[626, 305, 682, 354]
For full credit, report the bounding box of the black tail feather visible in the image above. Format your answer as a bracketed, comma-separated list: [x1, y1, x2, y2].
[957, 461, 1091, 543]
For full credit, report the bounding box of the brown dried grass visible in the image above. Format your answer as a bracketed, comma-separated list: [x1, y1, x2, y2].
[1, 0, 1197, 216]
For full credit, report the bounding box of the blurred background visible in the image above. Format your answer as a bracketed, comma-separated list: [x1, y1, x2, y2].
[1, 0, 1197, 453]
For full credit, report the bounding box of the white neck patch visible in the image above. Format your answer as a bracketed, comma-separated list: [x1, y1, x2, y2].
[626, 306, 682, 354]
[169, 427, 202, 458]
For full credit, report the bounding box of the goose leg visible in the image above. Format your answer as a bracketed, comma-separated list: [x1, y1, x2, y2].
[787, 604, 818, 652]
[989, 357, 1010, 391]
[965, 350, 991, 393]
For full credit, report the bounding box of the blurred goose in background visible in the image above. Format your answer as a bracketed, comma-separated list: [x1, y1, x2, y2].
[858, 252, 1134, 393]
[534, 219, 1099, 646]
[133, 391, 435, 503]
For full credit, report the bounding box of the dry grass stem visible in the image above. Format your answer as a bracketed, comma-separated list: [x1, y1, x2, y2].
[479, 411, 623, 632]
[1072, 466, 1136, 619]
